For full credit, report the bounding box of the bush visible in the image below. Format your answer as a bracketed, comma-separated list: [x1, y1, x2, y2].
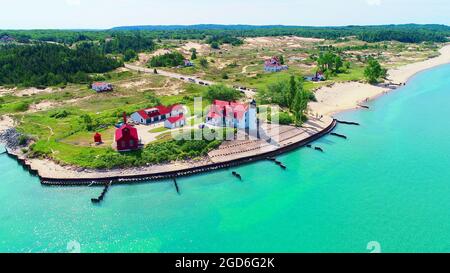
[148, 51, 184, 67]
[11, 101, 30, 112]
[273, 112, 294, 125]
[205, 84, 243, 101]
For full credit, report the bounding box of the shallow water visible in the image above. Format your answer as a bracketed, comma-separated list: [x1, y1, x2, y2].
[1, 64, 450, 253]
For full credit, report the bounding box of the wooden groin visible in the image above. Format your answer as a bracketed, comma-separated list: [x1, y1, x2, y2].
[358, 105, 370, 109]
[173, 178, 180, 194]
[336, 120, 360, 126]
[34, 119, 337, 186]
[91, 181, 111, 204]
[232, 171, 242, 181]
[330, 132, 348, 139]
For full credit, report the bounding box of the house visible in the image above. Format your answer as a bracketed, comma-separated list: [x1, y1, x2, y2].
[131, 104, 184, 125]
[264, 56, 288, 72]
[184, 59, 194, 67]
[312, 71, 326, 82]
[206, 100, 257, 130]
[0, 35, 15, 43]
[115, 114, 140, 152]
[164, 114, 186, 129]
[92, 82, 113, 93]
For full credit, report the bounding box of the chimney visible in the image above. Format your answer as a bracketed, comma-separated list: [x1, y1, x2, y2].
[123, 112, 127, 124]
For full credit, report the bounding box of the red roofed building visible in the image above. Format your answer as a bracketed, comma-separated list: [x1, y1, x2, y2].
[164, 114, 186, 129]
[115, 113, 140, 152]
[264, 56, 288, 72]
[206, 100, 257, 130]
[131, 104, 184, 125]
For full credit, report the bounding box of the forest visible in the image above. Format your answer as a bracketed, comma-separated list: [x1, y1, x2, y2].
[0, 43, 122, 87]
[2, 24, 449, 45]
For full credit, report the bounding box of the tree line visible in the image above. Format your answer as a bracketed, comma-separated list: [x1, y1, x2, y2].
[0, 43, 122, 87]
[3, 24, 449, 47]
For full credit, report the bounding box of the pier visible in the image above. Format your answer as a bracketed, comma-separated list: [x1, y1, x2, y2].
[91, 181, 112, 204]
[173, 178, 180, 194]
[330, 132, 348, 139]
[336, 119, 360, 126]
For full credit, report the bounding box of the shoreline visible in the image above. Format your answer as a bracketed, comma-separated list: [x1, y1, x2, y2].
[309, 44, 450, 117]
[2, 44, 450, 185]
[2, 118, 336, 186]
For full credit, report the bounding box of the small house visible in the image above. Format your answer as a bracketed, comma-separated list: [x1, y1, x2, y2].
[94, 132, 102, 144]
[184, 59, 194, 67]
[264, 56, 288, 72]
[131, 104, 184, 125]
[312, 71, 326, 82]
[164, 114, 186, 129]
[92, 82, 113, 93]
[0, 35, 15, 43]
[115, 114, 140, 152]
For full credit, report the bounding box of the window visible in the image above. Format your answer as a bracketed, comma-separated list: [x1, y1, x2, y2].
[130, 140, 134, 146]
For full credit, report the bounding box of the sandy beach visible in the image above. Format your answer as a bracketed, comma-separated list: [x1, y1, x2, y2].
[309, 44, 450, 116]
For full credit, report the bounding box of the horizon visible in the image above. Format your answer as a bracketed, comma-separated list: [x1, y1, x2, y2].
[1, 0, 450, 30]
[2, 23, 450, 32]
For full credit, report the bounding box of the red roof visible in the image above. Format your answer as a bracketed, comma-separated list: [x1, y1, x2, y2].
[136, 104, 181, 119]
[115, 124, 138, 141]
[209, 100, 249, 120]
[167, 114, 185, 123]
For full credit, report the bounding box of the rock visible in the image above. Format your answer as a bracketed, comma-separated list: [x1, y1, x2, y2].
[0, 128, 25, 149]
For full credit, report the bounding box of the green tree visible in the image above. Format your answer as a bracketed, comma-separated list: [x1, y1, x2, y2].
[289, 75, 297, 107]
[124, 49, 137, 62]
[205, 84, 242, 101]
[210, 41, 220, 49]
[279, 55, 285, 65]
[191, 49, 197, 60]
[199, 58, 209, 68]
[149, 51, 184, 67]
[364, 57, 387, 84]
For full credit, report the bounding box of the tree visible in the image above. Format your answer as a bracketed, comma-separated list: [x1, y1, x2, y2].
[289, 75, 297, 106]
[199, 58, 208, 68]
[364, 57, 387, 84]
[124, 49, 137, 62]
[205, 84, 242, 101]
[148, 51, 184, 67]
[334, 55, 343, 73]
[191, 49, 197, 60]
[210, 41, 220, 49]
[279, 55, 285, 65]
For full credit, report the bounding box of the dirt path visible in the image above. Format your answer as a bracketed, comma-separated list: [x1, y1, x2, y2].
[125, 63, 256, 99]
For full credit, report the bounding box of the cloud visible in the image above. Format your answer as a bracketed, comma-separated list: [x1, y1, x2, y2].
[66, 0, 81, 6]
[366, 0, 382, 6]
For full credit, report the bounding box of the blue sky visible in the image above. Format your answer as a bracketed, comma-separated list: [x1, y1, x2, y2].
[1, 0, 449, 29]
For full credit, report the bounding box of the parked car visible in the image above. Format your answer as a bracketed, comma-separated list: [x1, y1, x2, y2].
[180, 77, 185, 80]
[188, 78, 196, 83]
[199, 81, 205, 85]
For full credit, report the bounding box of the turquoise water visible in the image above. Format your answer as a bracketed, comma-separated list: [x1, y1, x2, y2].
[1, 64, 450, 253]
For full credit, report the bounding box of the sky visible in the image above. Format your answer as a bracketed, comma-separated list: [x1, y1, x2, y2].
[1, 0, 449, 29]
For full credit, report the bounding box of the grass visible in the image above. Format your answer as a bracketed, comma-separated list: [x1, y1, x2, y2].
[149, 127, 169, 133]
